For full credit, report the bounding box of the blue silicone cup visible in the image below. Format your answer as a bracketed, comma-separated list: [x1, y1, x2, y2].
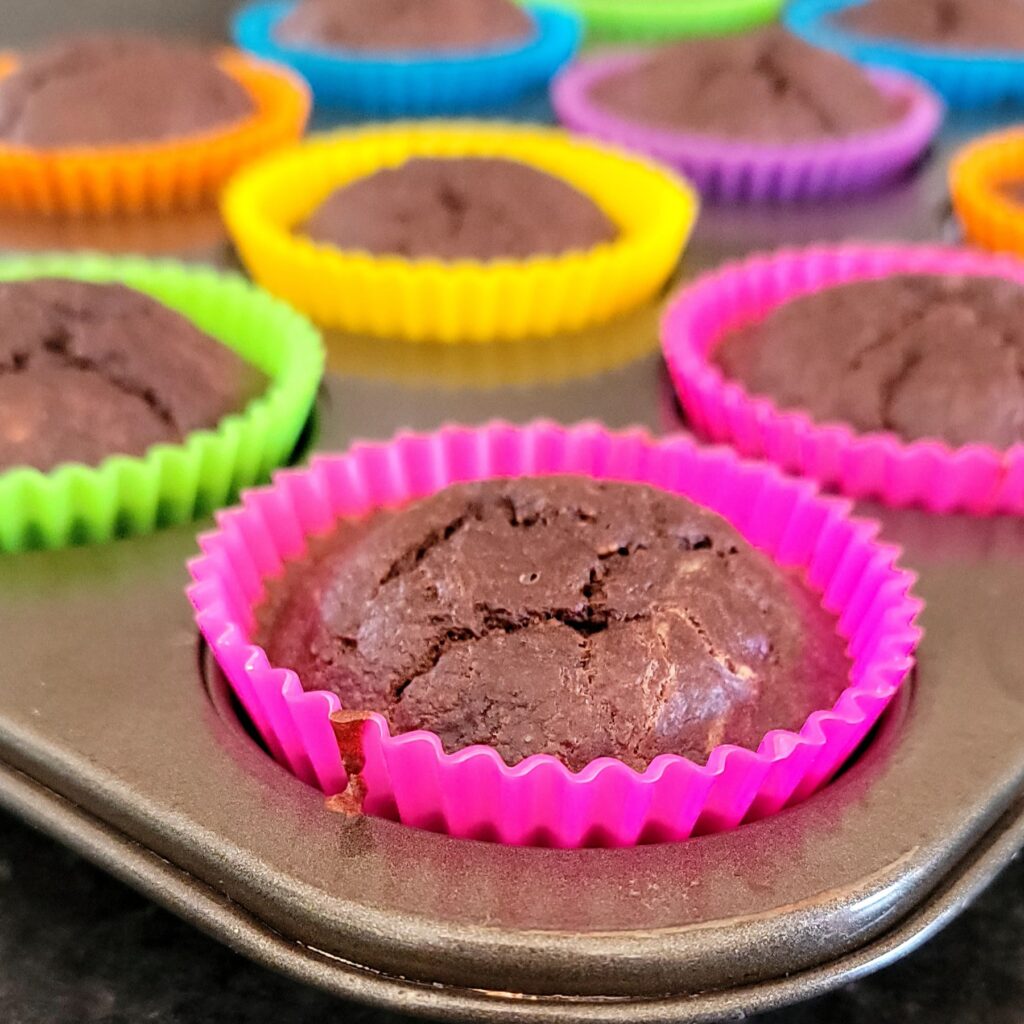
[786, 0, 1024, 109]
[232, 2, 581, 115]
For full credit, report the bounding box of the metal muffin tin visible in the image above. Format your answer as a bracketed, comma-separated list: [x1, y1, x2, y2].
[2, 112, 1024, 1022]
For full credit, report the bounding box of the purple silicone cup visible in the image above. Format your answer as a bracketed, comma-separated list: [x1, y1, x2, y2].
[551, 52, 944, 203]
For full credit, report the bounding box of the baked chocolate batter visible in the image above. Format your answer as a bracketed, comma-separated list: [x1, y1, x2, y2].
[276, 0, 534, 52]
[302, 157, 619, 261]
[837, 0, 1024, 51]
[587, 28, 901, 143]
[0, 35, 254, 148]
[715, 273, 1024, 448]
[0, 279, 265, 472]
[259, 477, 851, 771]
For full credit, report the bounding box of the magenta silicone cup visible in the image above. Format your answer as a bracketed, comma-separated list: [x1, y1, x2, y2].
[662, 244, 1024, 514]
[551, 53, 943, 203]
[189, 421, 920, 848]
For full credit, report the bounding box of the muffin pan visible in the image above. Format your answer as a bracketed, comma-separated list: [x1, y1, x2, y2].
[2, 114, 1024, 1021]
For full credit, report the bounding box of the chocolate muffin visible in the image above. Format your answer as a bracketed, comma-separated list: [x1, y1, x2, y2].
[258, 476, 851, 772]
[275, 0, 534, 52]
[0, 35, 255, 148]
[302, 157, 619, 261]
[836, 0, 1024, 51]
[715, 274, 1024, 448]
[0, 279, 266, 473]
[586, 28, 902, 143]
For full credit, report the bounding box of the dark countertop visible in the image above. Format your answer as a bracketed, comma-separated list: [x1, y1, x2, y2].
[0, 805, 1021, 1024]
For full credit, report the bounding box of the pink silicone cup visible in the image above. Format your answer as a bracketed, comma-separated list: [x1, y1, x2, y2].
[662, 244, 1024, 514]
[188, 421, 921, 848]
[551, 52, 944, 203]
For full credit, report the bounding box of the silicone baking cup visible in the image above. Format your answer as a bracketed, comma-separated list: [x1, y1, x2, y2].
[542, 0, 783, 42]
[552, 57, 943, 203]
[232, 2, 580, 115]
[0, 51, 310, 217]
[222, 122, 697, 342]
[0, 254, 323, 553]
[662, 243, 1024, 515]
[786, 0, 1024, 109]
[189, 421, 921, 848]
[951, 128, 1024, 256]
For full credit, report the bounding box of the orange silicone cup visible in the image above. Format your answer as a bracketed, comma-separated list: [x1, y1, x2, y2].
[951, 128, 1024, 255]
[0, 51, 310, 217]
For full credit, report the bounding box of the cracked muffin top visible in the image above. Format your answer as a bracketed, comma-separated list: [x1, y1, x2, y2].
[835, 0, 1024, 52]
[0, 35, 254, 148]
[275, 0, 534, 52]
[585, 27, 902, 143]
[257, 476, 850, 771]
[301, 157, 619, 262]
[0, 279, 266, 473]
[714, 274, 1024, 448]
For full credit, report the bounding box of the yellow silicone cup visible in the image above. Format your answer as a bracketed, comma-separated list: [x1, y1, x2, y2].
[951, 129, 1024, 256]
[222, 121, 698, 343]
[0, 51, 310, 217]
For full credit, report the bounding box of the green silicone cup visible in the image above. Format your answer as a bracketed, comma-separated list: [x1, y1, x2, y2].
[548, 0, 783, 40]
[0, 253, 324, 552]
